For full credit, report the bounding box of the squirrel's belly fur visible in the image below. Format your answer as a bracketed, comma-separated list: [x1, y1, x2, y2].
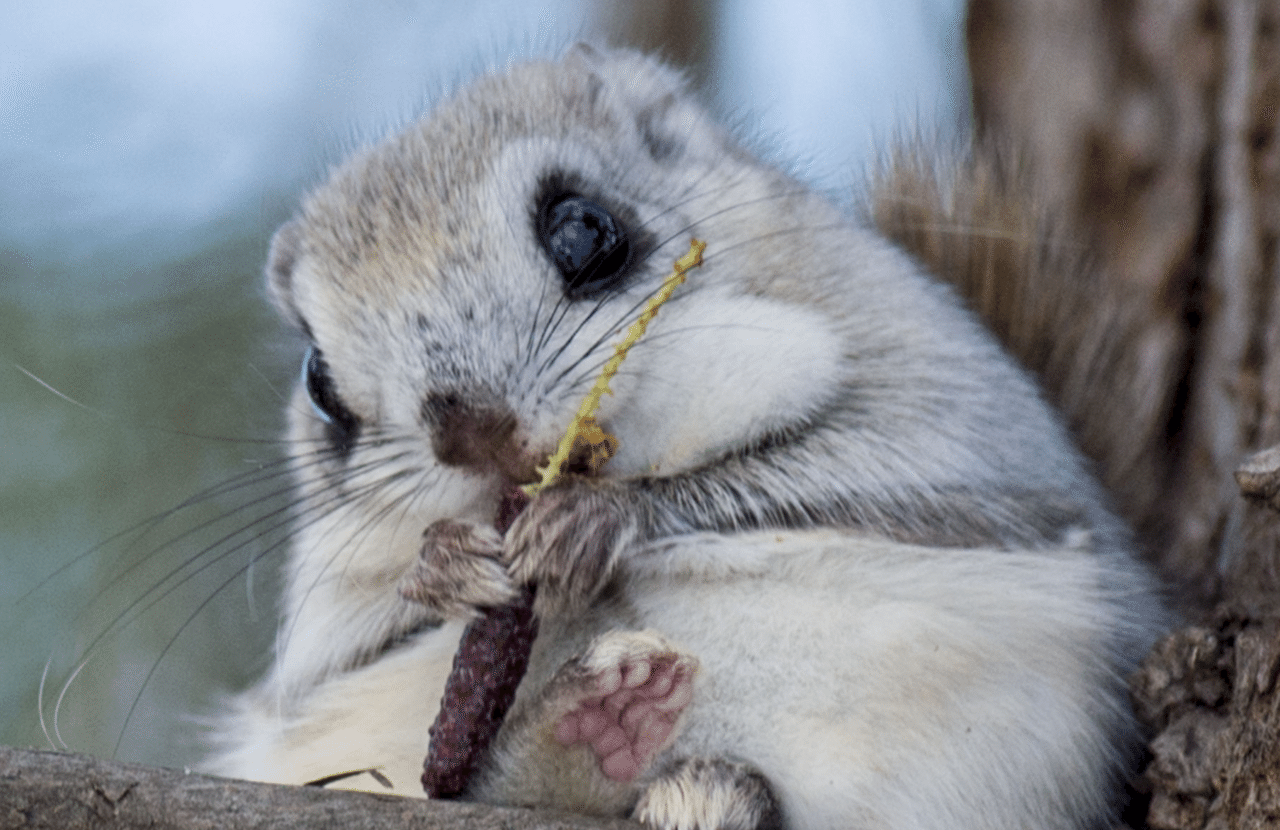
[204, 45, 1169, 830]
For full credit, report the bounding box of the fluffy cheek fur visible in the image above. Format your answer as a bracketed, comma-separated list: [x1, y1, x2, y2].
[597, 292, 846, 478]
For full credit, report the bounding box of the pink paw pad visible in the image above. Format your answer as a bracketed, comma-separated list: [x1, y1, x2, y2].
[553, 652, 696, 783]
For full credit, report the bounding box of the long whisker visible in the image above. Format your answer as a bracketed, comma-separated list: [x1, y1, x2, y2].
[534, 286, 629, 379]
[15, 364, 95, 411]
[50, 442, 414, 753]
[50, 446, 411, 731]
[698, 222, 850, 262]
[37, 657, 54, 750]
[274, 466, 428, 663]
[81, 449, 335, 612]
[19, 451, 305, 605]
[532, 289, 576, 360]
[543, 285, 662, 392]
[15, 362, 308, 447]
[111, 463, 424, 757]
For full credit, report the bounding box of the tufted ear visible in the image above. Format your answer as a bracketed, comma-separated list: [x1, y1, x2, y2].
[264, 217, 306, 330]
[563, 43, 730, 165]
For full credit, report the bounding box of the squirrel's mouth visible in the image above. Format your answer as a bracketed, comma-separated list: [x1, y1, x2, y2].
[496, 425, 610, 530]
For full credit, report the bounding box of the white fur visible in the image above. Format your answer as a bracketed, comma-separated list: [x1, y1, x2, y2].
[624, 532, 1132, 829]
[209, 619, 462, 791]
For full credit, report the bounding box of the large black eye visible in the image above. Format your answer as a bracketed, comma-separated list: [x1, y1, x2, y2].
[302, 345, 359, 454]
[538, 193, 631, 297]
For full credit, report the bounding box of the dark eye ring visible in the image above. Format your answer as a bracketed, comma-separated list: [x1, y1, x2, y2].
[302, 345, 359, 452]
[537, 192, 631, 297]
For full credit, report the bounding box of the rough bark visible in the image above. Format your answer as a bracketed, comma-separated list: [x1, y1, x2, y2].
[1131, 597, 1280, 829]
[0, 746, 639, 830]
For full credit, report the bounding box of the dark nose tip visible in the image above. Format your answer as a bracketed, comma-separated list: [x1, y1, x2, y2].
[424, 391, 539, 482]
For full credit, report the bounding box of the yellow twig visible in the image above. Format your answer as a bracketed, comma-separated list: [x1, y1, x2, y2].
[522, 238, 706, 496]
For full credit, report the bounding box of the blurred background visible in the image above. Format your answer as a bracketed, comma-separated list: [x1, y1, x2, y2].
[1, 0, 967, 768]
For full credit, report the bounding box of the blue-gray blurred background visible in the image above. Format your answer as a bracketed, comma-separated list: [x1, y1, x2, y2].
[1, 0, 967, 768]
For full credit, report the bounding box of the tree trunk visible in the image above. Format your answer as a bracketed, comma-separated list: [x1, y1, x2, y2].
[968, 0, 1280, 604]
[968, 2, 1280, 828]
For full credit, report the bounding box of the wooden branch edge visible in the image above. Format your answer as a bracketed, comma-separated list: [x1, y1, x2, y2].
[0, 746, 639, 830]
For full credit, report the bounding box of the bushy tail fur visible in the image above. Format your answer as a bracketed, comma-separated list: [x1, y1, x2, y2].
[867, 144, 1187, 570]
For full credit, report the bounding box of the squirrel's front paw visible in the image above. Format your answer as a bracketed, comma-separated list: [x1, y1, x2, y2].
[399, 519, 519, 617]
[504, 479, 641, 609]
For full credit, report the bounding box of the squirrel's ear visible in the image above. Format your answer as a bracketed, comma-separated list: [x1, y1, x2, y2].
[265, 217, 306, 330]
[564, 45, 729, 165]
[623, 57, 729, 166]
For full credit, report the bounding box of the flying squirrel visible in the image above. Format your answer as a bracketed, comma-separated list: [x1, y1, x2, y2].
[204, 44, 1170, 830]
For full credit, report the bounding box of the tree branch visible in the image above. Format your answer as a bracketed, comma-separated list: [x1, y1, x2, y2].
[0, 746, 640, 830]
